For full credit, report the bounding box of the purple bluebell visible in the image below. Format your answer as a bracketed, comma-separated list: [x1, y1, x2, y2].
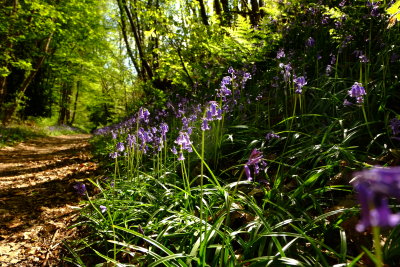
[160, 122, 169, 138]
[171, 146, 178, 155]
[201, 119, 211, 131]
[228, 66, 235, 74]
[177, 152, 185, 161]
[294, 76, 307, 94]
[244, 165, 252, 181]
[175, 131, 192, 152]
[276, 48, 285, 59]
[266, 133, 280, 140]
[390, 118, 400, 136]
[73, 182, 87, 196]
[351, 167, 400, 231]
[138, 107, 150, 123]
[326, 65, 333, 75]
[305, 37, 315, 47]
[109, 152, 118, 159]
[127, 134, 136, 148]
[100, 205, 107, 213]
[116, 142, 125, 152]
[348, 82, 366, 103]
[343, 99, 353, 106]
[244, 149, 266, 182]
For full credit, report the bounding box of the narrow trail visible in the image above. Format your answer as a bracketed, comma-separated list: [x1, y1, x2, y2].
[0, 134, 98, 266]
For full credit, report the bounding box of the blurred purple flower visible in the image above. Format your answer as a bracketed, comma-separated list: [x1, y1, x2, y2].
[276, 48, 285, 59]
[343, 99, 353, 106]
[390, 118, 400, 136]
[177, 152, 185, 161]
[100, 205, 107, 213]
[351, 167, 400, 232]
[201, 119, 211, 131]
[138, 107, 150, 123]
[305, 37, 315, 47]
[266, 133, 280, 140]
[73, 182, 86, 196]
[116, 142, 125, 152]
[109, 152, 118, 159]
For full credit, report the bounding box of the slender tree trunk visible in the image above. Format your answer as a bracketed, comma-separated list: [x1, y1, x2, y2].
[116, 0, 142, 78]
[250, 0, 260, 26]
[198, 0, 209, 26]
[69, 79, 80, 125]
[2, 33, 53, 124]
[119, 0, 153, 80]
[58, 82, 72, 125]
[220, 0, 231, 25]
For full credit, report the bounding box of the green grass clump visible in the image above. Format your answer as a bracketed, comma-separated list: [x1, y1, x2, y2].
[0, 124, 46, 147]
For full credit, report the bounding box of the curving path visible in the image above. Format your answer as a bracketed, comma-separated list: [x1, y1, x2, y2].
[0, 134, 97, 266]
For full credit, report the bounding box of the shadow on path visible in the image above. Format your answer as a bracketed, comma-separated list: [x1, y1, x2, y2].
[0, 134, 99, 266]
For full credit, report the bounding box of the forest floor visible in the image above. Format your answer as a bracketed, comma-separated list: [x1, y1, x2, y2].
[0, 134, 98, 266]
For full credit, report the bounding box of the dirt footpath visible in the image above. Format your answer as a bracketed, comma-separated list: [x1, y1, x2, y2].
[0, 134, 97, 266]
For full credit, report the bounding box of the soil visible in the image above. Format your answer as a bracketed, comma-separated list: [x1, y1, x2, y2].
[0, 134, 98, 266]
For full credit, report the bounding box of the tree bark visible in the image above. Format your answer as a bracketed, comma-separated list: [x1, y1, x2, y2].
[119, 0, 154, 80]
[250, 0, 260, 26]
[116, 0, 142, 78]
[198, 0, 209, 26]
[69, 79, 80, 125]
[2, 33, 53, 125]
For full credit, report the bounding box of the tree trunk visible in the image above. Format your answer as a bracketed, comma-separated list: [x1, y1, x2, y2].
[119, 0, 154, 80]
[250, 0, 260, 26]
[2, 33, 53, 124]
[69, 79, 80, 125]
[198, 0, 209, 26]
[116, 0, 142, 78]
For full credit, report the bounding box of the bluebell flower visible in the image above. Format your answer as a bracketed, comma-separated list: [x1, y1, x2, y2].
[294, 76, 307, 94]
[116, 142, 125, 152]
[305, 37, 315, 47]
[390, 118, 400, 136]
[178, 152, 185, 161]
[100, 205, 107, 213]
[266, 133, 280, 140]
[109, 152, 118, 159]
[244, 149, 266, 182]
[348, 82, 366, 103]
[73, 182, 86, 196]
[276, 48, 285, 59]
[138, 107, 150, 123]
[351, 167, 400, 231]
[343, 99, 353, 106]
[201, 119, 211, 131]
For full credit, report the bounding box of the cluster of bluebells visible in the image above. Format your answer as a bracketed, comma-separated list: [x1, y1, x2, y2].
[367, 1, 380, 17]
[348, 82, 366, 104]
[201, 101, 223, 131]
[244, 149, 267, 181]
[353, 50, 369, 63]
[351, 167, 400, 232]
[279, 63, 292, 82]
[266, 132, 280, 141]
[173, 131, 193, 161]
[294, 76, 307, 94]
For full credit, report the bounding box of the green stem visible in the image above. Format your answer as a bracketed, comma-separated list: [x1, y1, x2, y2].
[373, 226, 383, 267]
